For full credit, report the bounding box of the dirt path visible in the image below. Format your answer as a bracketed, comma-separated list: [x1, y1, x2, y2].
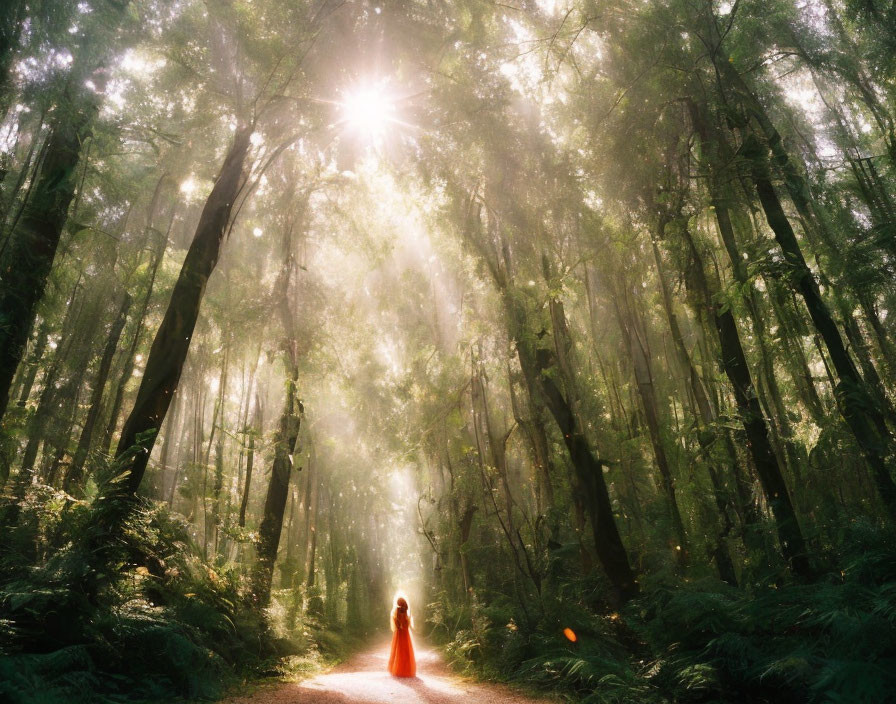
[224, 640, 548, 704]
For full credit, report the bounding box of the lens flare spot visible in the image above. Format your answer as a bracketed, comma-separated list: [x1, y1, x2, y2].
[563, 627, 577, 643]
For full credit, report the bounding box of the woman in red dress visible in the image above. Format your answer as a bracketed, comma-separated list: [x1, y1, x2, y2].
[388, 596, 416, 677]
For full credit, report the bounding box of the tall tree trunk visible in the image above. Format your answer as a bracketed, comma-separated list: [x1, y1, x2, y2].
[613, 282, 688, 566]
[462, 198, 636, 602]
[324, 505, 341, 622]
[745, 138, 896, 517]
[101, 191, 175, 452]
[520, 291, 637, 601]
[458, 502, 477, 597]
[305, 466, 320, 593]
[767, 281, 828, 425]
[212, 435, 224, 556]
[64, 293, 132, 492]
[585, 267, 650, 546]
[648, 239, 713, 422]
[160, 380, 183, 506]
[713, 194, 807, 479]
[17, 280, 91, 480]
[508, 365, 555, 516]
[300, 451, 316, 580]
[252, 221, 303, 605]
[112, 126, 251, 495]
[203, 347, 228, 558]
[41, 350, 90, 487]
[0, 1, 129, 416]
[0, 0, 27, 125]
[0, 112, 47, 248]
[857, 292, 896, 385]
[238, 393, 261, 528]
[707, 25, 896, 474]
[13, 321, 49, 409]
[233, 348, 259, 527]
[0, 86, 95, 414]
[650, 233, 759, 575]
[680, 210, 812, 576]
[471, 358, 539, 594]
[282, 484, 299, 588]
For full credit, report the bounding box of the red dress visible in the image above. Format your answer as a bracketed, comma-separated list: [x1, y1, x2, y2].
[388, 610, 416, 677]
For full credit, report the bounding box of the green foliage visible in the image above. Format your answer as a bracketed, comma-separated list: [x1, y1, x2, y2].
[635, 523, 896, 702]
[0, 487, 316, 703]
[431, 523, 896, 703]
[432, 583, 659, 702]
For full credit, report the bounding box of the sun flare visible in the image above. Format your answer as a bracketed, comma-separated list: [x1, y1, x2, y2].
[339, 82, 398, 139]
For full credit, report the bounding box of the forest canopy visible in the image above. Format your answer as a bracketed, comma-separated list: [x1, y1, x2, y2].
[1, 0, 896, 702]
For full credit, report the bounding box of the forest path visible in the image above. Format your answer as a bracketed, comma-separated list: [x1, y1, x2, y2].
[223, 639, 549, 704]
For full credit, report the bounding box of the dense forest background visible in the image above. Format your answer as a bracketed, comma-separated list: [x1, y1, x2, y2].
[1, 0, 896, 702]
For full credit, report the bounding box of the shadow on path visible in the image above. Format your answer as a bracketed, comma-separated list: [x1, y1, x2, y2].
[393, 674, 466, 704]
[223, 639, 545, 704]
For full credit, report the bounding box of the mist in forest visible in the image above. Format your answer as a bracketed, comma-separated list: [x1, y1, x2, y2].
[1, 1, 896, 702]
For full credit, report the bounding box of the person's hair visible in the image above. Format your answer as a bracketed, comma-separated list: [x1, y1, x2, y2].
[391, 595, 412, 632]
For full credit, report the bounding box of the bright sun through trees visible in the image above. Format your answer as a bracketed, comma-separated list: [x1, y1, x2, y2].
[1, 0, 896, 703]
[338, 82, 399, 140]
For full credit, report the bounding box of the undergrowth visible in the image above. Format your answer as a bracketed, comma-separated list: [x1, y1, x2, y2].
[0, 478, 346, 703]
[430, 520, 896, 703]
[4, 474, 894, 704]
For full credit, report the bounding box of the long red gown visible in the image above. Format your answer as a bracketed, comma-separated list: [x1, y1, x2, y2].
[388, 610, 416, 677]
